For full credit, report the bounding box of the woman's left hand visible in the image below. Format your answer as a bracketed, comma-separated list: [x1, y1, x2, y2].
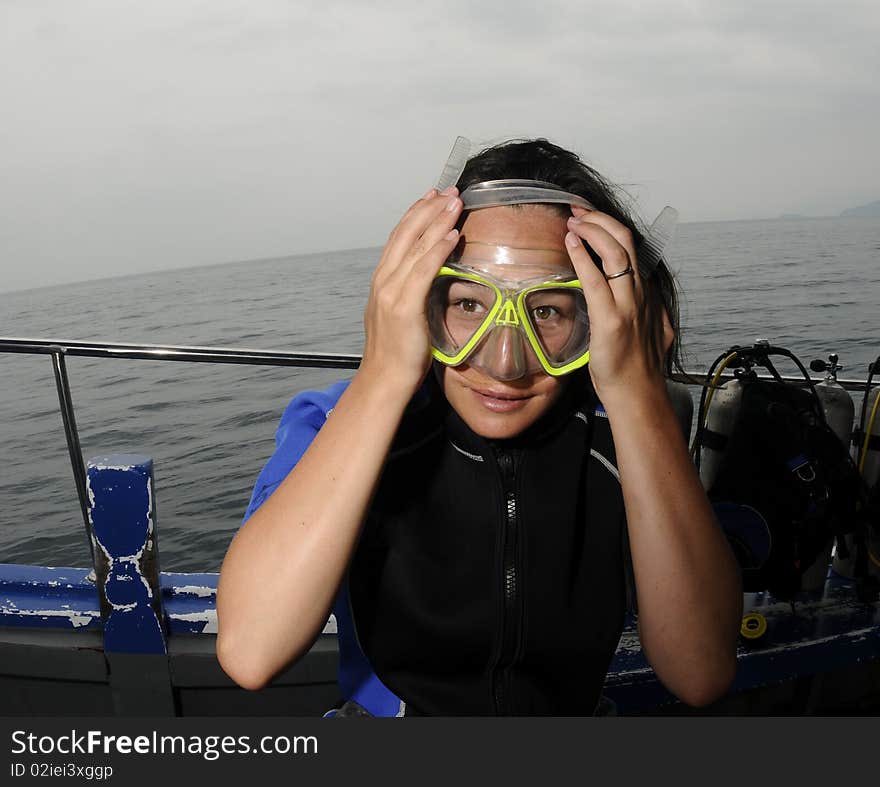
[564, 207, 673, 406]
[567, 208, 741, 707]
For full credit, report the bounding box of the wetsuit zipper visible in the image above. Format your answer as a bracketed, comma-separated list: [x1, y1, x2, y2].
[493, 448, 520, 715]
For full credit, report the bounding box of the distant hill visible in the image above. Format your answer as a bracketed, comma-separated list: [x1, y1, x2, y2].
[840, 200, 880, 217]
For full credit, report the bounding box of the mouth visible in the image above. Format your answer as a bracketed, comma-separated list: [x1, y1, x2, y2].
[470, 386, 532, 413]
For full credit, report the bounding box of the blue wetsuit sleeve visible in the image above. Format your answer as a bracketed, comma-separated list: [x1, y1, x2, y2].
[241, 380, 352, 525]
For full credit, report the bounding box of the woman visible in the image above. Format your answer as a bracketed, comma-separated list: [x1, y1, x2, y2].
[216, 139, 743, 715]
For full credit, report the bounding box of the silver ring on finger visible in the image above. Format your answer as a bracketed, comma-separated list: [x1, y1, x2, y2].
[605, 263, 634, 280]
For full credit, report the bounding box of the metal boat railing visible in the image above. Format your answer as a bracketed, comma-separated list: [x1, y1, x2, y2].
[0, 337, 361, 555]
[0, 335, 872, 563]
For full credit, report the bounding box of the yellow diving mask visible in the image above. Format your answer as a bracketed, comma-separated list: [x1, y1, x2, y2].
[428, 243, 590, 381]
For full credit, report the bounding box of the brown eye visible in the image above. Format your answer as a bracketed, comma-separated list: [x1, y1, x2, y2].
[454, 298, 488, 316]
[532, 305, 559, 321]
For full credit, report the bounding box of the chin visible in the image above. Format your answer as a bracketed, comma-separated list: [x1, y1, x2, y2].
[437, 364, 563, 440]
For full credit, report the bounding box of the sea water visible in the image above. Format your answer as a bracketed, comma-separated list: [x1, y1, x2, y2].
[1, 216, 878, 571]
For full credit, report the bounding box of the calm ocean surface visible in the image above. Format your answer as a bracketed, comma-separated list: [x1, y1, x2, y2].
[2, 216, 879, 571]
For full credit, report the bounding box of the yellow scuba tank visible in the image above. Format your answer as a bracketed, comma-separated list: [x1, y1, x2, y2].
[859, 385, 880, 489]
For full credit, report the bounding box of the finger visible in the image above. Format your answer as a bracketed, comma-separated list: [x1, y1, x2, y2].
[404, 192, 462, 264]
[408, 228, 461, 294]
[373, 188, 437, 287]
[564, 230, 616, 322]
[571, 211, 637, 262]
[396, 186, 455, 229]
[374, 188, 459, 287]
[384, 187, 438, 246]
[566, 218, 638, 311]
[569, 211, 644, 300]
[384, 194, 462, 290]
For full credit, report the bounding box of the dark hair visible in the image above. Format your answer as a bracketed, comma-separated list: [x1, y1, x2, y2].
[456, 138, 683, 376]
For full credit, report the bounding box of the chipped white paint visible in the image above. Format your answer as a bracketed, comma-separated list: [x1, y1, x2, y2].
[740, 625, 876, 658]
[47, 581, 60, 587]
[166, 611, 337, 636]
[86, 474, 96, 528]
[612, 622, 879, 680]
[92, 460, 138, 471]
[103, 555, 153, 605]
[1, 607, 98, 628]
[171, 585, 215, 598]
[94, 531, 112, 565]
[169, 609, 218, 634]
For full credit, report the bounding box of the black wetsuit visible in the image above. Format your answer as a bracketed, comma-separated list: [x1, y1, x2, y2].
[349, 375, 633, 716]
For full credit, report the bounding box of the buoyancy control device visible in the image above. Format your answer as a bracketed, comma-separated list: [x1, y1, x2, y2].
[691, 341, 876, 602]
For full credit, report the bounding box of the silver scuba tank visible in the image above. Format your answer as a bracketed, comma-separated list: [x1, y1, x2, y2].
[806, 355, 854, 588]
[833, 374, 879, 579]
[665, 378, 694, 444]
[698, 377, 745, 492]
[811, 355, 855, 447]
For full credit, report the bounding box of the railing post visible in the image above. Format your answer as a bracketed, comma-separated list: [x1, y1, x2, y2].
[87, 454, 176, 715]
[49, 348, 96, 566]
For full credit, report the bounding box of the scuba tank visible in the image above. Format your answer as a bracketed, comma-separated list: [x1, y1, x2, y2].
[803, 354, 854, 588]
[693, 343, 763, 492]
[698, 377, 745, 492]
[856, 357, 880, 490]
[861, 385, 880, 488]
[665, 378, 694, 444]
[855, 356, 880, 578]
[692, 340, 867, 601]
[810, 355, 855, 447]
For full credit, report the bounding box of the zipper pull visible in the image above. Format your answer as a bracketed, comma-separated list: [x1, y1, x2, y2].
[496, 448, 519, 490]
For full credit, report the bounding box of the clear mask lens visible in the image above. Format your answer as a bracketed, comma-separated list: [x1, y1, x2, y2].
[469, 325, 533, 382]
[428, 266, 590, 380]
[522, 288, 590, 366]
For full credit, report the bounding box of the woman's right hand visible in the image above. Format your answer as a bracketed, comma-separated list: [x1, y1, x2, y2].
[360, 186, 463, 393]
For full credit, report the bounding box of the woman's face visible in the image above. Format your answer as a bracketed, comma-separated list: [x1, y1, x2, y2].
[435, 205, 575, 440]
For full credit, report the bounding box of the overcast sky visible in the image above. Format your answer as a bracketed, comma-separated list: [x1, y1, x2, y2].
[1, 0, 878, 294]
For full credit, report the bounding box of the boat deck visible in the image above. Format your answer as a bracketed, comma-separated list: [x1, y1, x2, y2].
[3, 564, 879, 715]
[604, 571, 880, 714]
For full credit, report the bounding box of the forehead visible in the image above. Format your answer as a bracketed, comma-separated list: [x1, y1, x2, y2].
[456, 205, 573, 278]
[460, 204, 569, 248]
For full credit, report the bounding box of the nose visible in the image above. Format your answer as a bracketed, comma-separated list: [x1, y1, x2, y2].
[477, 326, 529, 381]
